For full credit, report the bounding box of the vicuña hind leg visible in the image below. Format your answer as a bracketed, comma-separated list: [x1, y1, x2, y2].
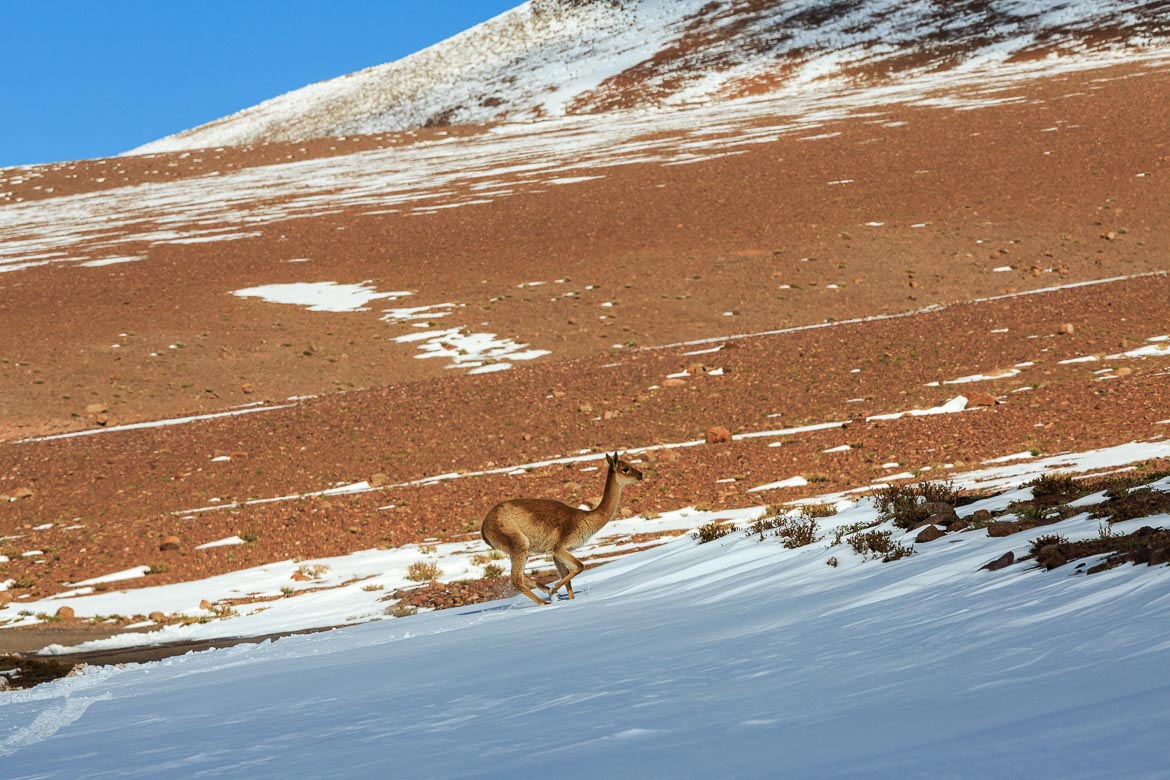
[548, 549, 585, 600]
[553, 558, 575, 600]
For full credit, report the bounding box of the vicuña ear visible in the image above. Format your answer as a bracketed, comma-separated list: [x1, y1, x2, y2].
[605, 453, 614, 467]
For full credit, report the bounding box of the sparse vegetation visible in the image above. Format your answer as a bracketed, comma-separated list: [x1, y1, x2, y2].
[406, 561, 443, 582]
[776, 514, 822, 549]
[295, 563, 330, 579]
[1029, 534, 1069, 556]
[471, 551, 506, 566]
[385, 603, 419, 618]
[361, 583, 385, 592]
[744, 507, 827, 547]
[848, 530, 914, 562]
[875, 481, 958, 529]
[696, 519, 736, 543]
[801, 503, 839, 519]
[745, 514, 785, 541]
[1090, 488, 1170, 524]
[832, 519, 883, 546]
[483, 563, 505, 578]
[1028, 472, 1080, 504]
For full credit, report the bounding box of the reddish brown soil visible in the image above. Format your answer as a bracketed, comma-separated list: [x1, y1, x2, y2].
[2, 61, 1170, 652]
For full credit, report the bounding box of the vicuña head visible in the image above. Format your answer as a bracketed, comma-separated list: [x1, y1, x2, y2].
[480, 451, 644, 606]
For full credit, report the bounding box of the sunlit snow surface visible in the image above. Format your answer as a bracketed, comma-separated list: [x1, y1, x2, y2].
[2, 442, 1169, 776]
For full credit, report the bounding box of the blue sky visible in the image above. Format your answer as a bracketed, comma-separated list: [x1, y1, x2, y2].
[0, 1, 519, 168]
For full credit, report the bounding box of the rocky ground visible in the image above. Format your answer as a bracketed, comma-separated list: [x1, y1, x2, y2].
[1, 59, 1168, 656]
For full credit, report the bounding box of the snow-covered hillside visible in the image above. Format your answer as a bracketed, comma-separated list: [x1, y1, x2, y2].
[132, 0, 1170, 154]
[2, 441, 1169, 777]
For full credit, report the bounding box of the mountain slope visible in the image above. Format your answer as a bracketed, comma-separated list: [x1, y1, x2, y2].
[132, 0, 1170, 154]
[3, 457, 1169, 777]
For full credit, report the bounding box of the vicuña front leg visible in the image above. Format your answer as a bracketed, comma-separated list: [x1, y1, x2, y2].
[548, 549, 585, 600]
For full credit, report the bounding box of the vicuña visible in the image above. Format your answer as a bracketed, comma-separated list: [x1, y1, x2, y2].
[481, 452, 644, 605]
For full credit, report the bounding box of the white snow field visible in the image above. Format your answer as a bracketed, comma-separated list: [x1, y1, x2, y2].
[2, 443, 1169, 777]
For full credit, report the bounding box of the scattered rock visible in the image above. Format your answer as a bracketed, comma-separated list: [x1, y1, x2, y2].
[240, 383, 255, 394]
[577, 402, 594, 413]
[84, 402, 107, 415]
[971, 509, 993, 524]
[1058, 322, 1075, 335]
[915, 525, 946, 543]
[949, 519, 971, 533]
[54, 606, 75, 621]
[291, 571, 311, 582]
[705, 426, 732, 444]
[198, 599, 214, 610]
[8, 486, 33, 501]
[619, 507, 635, 519]
[159, 535, 181, 552]
[965, 391, 996, 407]
[923, 502, 958, 524]
[686, 363, 709, 376]
[368, 473, 390, 488]
[148, 611, 167, 623]
[0, 678, 10, 691]
[1113, 366, 1133, 377]
[655, 448, 681, 463]
[981, 551, 1015, 571]
[662, 378, 687, 388]
[602, 409, 621, 420]
[986, 522, 1023, 537]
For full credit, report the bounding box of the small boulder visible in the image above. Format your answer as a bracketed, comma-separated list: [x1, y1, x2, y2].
[148, 611, 167, 623]
[1113, 366, 1133, 377]
[54, 606, 75, 621]
[662, 378, 687, 388]
[923, 504, 959, 525]
[705, 426, 732, 444]
[986, 522, 1022, 537]
[1058, 322, 1075, 335]
[1035, 544, 1068, 570]
[656, 448, 681, 463]
[971, 509, 993, 524]
[159, 535, 181, 552]
[198, 599, 214, 611]
[291, 571, 311, 582]
[915, 525, 946, 543]
[577, 402, 594, 413]
[84, 402, 108, 415]
[966, 391, 996, 407]
[368, 473, 390, 488]
[9, 486, 33, 501]
[948, 519, 971, 533]
[686, 363, 709, 376]
[240, 383, 255, 394]
[981, 551, 1015, 571]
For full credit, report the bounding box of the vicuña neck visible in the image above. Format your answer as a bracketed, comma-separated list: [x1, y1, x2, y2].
[590, 468, 625, 524]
